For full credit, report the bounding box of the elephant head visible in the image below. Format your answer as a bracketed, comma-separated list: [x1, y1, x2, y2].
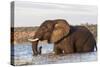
[30, 19, 70, 56]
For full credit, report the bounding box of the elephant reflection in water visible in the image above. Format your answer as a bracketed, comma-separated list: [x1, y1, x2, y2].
[28, 19, 97, 56]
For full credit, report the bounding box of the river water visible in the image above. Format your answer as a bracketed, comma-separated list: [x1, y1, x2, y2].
[11, 43, 97, 66]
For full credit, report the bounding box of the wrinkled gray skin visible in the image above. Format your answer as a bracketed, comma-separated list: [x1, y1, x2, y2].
[32, 19, 97, 56]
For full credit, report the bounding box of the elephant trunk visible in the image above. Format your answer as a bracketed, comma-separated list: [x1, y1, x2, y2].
[38, 46, 42, 55]
[28, 38, 40, 56]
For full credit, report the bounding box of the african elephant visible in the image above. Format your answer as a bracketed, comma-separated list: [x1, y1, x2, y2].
[28, 19, 97, 56]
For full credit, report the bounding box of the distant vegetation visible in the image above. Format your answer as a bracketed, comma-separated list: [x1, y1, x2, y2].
[11, 26, 39, 44]
[81, 24, 97, 40]
[11, 24, 97, 44]
[13, 26, 39, 32]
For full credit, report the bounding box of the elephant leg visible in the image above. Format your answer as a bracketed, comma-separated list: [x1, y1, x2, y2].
[76, 35, 95, 53]
[54, 46, 63, 55]
[54, 48, 63, 55]
[82, 36, 95, 52]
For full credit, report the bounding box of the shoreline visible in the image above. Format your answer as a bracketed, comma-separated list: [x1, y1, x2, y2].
[12, 52, 97, 66]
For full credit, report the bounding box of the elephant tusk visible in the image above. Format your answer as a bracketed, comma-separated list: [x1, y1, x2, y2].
[28, 38, 39, 42]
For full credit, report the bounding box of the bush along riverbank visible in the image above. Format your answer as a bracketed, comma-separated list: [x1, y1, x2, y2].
[11, 24, 97, 44]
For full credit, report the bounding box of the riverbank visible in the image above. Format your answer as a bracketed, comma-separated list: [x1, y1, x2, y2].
[11, 24, 97, 44]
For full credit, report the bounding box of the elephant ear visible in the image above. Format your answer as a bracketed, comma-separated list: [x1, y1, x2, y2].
[50, 19, 70, 43]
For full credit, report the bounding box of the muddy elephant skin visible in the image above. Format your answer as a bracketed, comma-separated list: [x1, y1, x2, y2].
[31, 19, 97, 56]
